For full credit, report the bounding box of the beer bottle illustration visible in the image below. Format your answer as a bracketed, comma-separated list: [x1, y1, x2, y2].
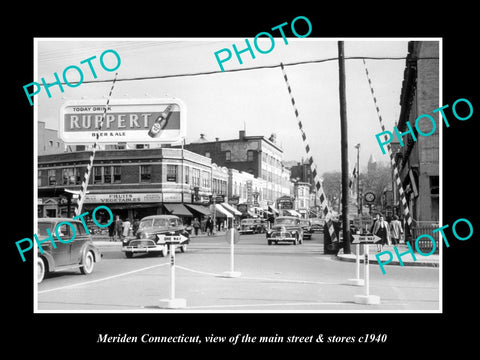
[148, 104, 174, 138]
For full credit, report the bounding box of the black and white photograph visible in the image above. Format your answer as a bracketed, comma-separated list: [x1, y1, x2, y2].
[33, 37, 442, 313]
[6, 8, 479, 353]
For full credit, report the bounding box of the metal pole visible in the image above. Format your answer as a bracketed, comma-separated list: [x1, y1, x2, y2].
[357, 145, 360, 215]
[170, 244, 176, 300]
[364, 244, 369, 297]
[338, 41, 351, 254]
[230, 226, 235, 273]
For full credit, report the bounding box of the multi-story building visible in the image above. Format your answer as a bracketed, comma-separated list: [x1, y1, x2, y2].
[394, 41, 440, 223]
[38, 121, 65, 155]
[184, 130, 290, 206]
[38, 148, 214, 222]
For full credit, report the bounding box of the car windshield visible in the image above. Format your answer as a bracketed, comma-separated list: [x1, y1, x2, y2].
[300, 220, 310, 226]
[37, 222, 54, 235]
[139, 219, 153, 229]
[275, 218, 297, 226]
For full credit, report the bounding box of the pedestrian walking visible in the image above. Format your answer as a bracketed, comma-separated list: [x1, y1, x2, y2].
[373, 214, 391, 251]
[389, 215, 403, 245]
[206, 216, 214, 236]
[132, 218, 140, 236]
[123, 218, 131, 239]
[114, 215, 123, 241]
[192, 218, 200, 236]
[370, 213, 380, 234]
[108, 219, 115, 242]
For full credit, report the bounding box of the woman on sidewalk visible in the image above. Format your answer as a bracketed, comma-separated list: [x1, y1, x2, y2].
[373, 214, 391, 251]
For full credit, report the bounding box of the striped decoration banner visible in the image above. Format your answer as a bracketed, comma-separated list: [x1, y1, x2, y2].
[280, 63, 338, 243]
[362, 59, 412, 227]
[75, 73, 118, 216]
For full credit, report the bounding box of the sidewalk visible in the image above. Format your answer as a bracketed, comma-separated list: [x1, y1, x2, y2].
[337, 243, 440, 267]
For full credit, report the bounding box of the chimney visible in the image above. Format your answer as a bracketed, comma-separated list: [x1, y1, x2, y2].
[239, 130, 245, 140]
[215, 137, 219, 141]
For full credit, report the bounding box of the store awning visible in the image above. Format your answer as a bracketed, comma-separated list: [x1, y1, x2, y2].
[214, 204, 233, 218]
[185, 203, 212, 216]
[220, 202, 242, 216]
[164, 203, 193, 217]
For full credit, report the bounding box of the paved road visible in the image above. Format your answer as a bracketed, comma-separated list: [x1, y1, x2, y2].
[36, 231, 440, 312]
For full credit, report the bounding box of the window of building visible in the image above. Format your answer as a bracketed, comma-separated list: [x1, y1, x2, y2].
[185, 166, 190, 184]
[48, 140, 53, 147]
[93, 166, 102, 184]
[225, 151, 231, 161]
[430, 176, 439, 195]
[202, 171, 210, 188]
[192, 168, 200, 187]
[167, 164, 178, 182]
[38, 170, 43, 187]
[104, 166, 112, 183]
[113, 166, 121, 183]
[140, 165, 152, 182]
[62, 168, 75, 185]
[247, 150, 254, 162]
[205, 152, 210, 158]
[48, 169, 56, 185]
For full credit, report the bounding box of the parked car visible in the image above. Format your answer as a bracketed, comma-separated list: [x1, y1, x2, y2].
[122, 215, 190, 258]
[299, 218, 314, 240]
[37, 218, 102, 283]
[266, 216, 303, 245]
[310, 218, 325, 232]
[239, 218, 267, 234]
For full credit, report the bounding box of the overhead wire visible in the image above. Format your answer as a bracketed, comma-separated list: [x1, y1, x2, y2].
[36, 56, 439, 86]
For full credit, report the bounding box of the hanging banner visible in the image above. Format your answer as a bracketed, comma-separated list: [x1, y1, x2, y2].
[59, 98, 186, 144]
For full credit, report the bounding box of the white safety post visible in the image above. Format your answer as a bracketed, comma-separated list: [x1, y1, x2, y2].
[347, 243, 364, 286]
[223, 228, 241, 278]
[159, 242, 187, 309]
[354, 243, 380, 305]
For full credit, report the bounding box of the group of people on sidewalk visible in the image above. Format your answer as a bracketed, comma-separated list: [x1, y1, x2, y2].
[108, 215, 140, 242]
[191, 217, 216, 236]
[370, 213, 404, 252]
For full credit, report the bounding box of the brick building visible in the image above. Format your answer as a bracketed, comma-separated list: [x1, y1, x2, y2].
[394, 41, 440, 223]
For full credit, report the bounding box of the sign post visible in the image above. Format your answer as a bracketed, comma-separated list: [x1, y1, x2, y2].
[158, 236, 187, 309]
[223, 228, 241, 278]
[352, 234, 381, 305]
[347, 243, 364, 286]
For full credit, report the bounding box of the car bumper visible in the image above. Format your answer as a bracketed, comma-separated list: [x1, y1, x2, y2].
[239, 229, 254, 233]
[122, 244, 166, 253]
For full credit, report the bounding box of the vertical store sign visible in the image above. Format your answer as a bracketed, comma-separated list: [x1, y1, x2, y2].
[59, 98, 186, 144]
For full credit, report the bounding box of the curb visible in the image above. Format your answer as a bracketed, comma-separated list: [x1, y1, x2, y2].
[336, 252, 439, 268]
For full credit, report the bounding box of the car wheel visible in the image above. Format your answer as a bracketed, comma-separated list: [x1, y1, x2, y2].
[80, 250, 95, 275]
[125, 251, 133, 258]
[37, 257, 46, 283]
[180, 244, 187, 253]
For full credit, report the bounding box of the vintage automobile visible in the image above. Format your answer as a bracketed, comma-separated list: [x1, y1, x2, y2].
[299, 218, 314, 240]
[266, 216, 303, 245]
[239, 218, 267, 234]
[310, 218, 325, 232]
[37, 218, 103, 284]
[121, 215, 190, 258]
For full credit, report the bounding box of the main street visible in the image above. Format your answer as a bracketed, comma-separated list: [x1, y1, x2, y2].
[37, 231, 440, 312]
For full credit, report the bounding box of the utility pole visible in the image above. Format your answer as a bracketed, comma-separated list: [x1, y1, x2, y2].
[338, 41, 351, 254]
[356, 143, 361, 215]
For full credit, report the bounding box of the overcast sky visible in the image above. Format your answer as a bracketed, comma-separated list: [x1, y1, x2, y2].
[35, 38, 410, 174]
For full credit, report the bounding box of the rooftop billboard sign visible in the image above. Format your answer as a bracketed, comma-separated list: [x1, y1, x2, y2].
[59, 98, 186, 144]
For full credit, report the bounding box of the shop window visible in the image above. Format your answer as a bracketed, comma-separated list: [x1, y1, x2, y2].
[140, 165, 152, 182]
